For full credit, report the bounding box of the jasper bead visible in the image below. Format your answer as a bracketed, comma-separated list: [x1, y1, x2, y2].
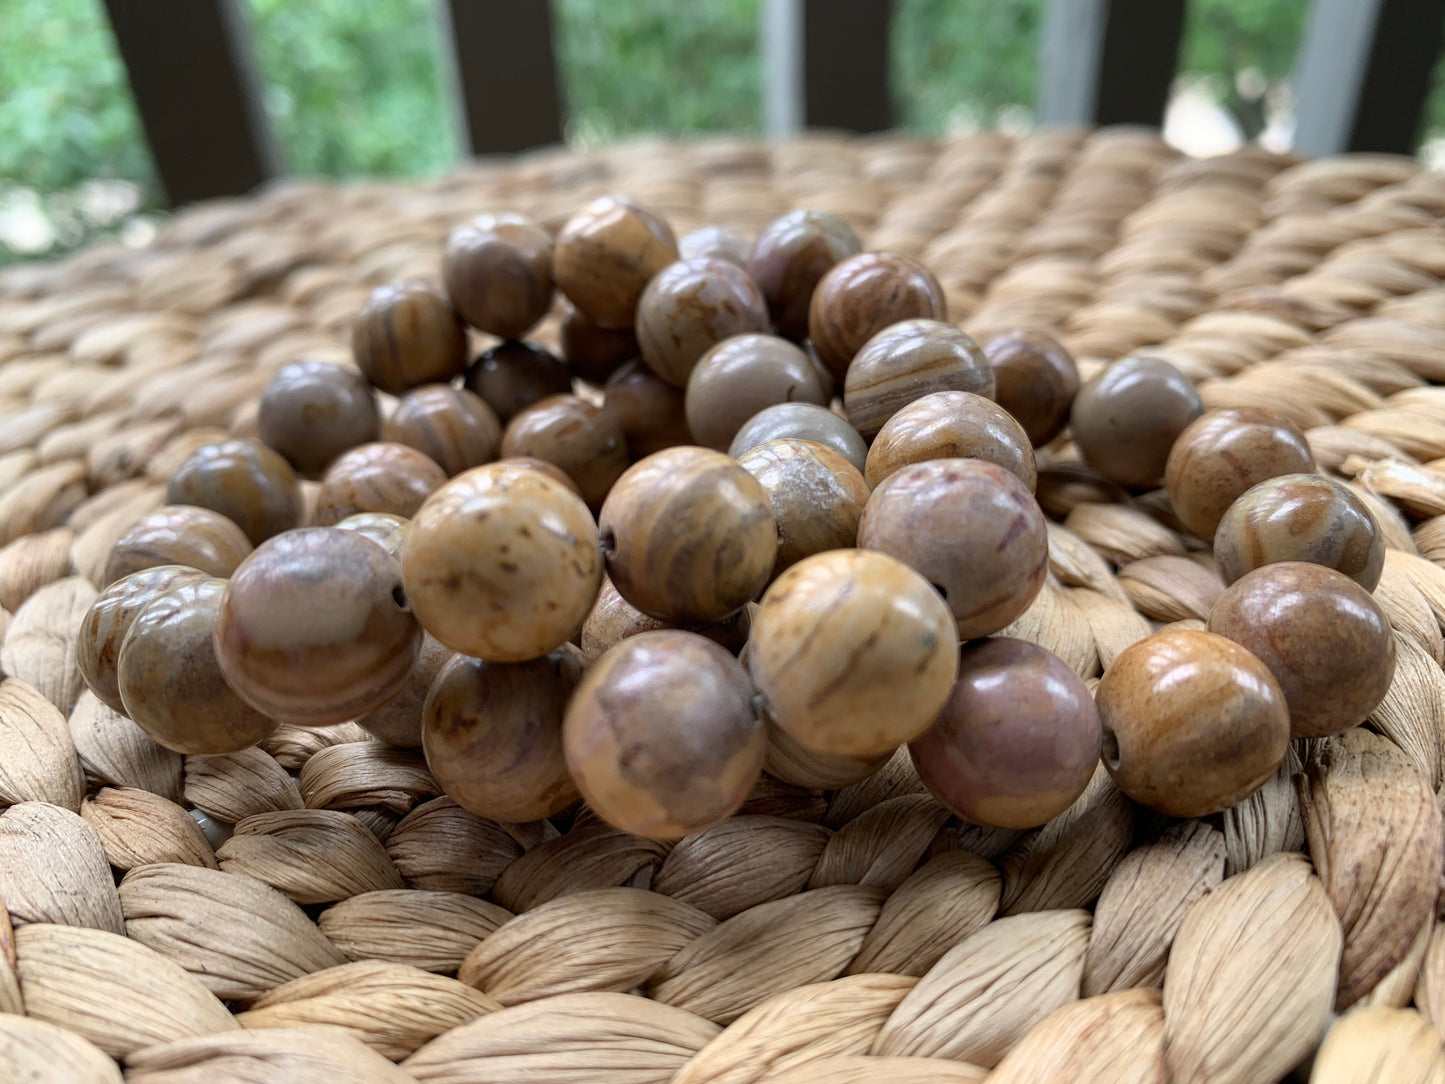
[402, 462, 603, 661]
[1166, 408, 1316, 540]
[808, 252, 946, 382]
[462, 341, 574, 425]
[499, 394, 629, 511]
[599, 447, 776, 624]
[104, 505, 253, 587]
[864, 390, 1036, 492]
[910, 638, 1101, 829]
[351, 280, 468, 395]
[1207, 562, 1395, 738]
[423, 644, 585, 822]
[737, 438, 869, 578]
[748, 210, 862, 340]
[685, 334, 829, 450]
[844, 319, 994, 439]
[748, 549, 959, 759]
[443, 212, 554, 339]
[118, 578, 279, 754]
[1070, 356, 1203, 488]
[165, 438, 302, 547]
[356, 633, 451, 747]
[728, 402, 869, 474]
[564, 630, 766, 838]
[559, 300, 639, 386]
[312, 442, 447, 526]
[983, 328, 1080, 446]
[602, 359, 691, 459]
[333, 512, 410, 558]
[554, 195, 678, 329]
[383, 385, 502, 477]
[635, 257, 771, 387]
[679, 225, 751, 267]
[215, 528, 422, 726]
[580, 576, 751, 664]
[258, 360, 380, 478]
[1096, 629, 1289, 817]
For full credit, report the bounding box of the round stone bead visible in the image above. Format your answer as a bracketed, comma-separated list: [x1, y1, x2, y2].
[312, 442, 447, 526]
[579, 576, 751, 664]
[103, 505, 253, 587]
[423, 644, 584, 822]
[564, 630, 766, 838]
[356, 632, 451, 747]
[1096, 628, 1290, 817]
[554, 195, 678, 329]
[383, 385, 502, 477]
[737, 438, 869, 578]
[333, 512, 409, 558]
[258, 360, 380, 478]
[443, 212, 554, 339]
[679, 224, 751, 267]
[1207, 562, 1395, 739]
[910, 638, 1101, 829]
[748, 210, 862, 340]
[499, 394, 629, 511]
[350, 280, 468, 395]
[602, 359, 691, 459]
[401, 462, 603, 661]
[215, 528, 422, 726]
[635, 257, 770, 387]
[864, 390, 1036, 492]
[843, 319, 994, 440]
[808, 252, 946, 382]
[685, 333, 829, 451]
[1070, 356, 1203, 488]
[748, 549, 959, 759]
[165, 438, 302, 546]
[559, 300, 638, 387]
[728, 402, 868, 474]
[462, 341, 574, 426]
[983, 328, 1080, 446]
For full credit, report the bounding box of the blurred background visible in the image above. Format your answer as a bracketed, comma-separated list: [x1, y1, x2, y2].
[2, 0, 1443, 267]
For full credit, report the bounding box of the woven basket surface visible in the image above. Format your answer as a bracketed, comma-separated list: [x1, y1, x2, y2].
[3, 127, 1445, 1083]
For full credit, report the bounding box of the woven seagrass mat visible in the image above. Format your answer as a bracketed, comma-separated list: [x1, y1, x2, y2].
[2, 126, 1445, 1083]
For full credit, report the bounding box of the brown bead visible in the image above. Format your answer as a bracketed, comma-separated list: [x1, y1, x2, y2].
[563, 630, 765, 838]
[580, 575, 751, 664]
[983, 328, 1080, 446]
[356, 633, 451, 748]
[1070, 356, 1202, 488]
[215, 528, 422, 726]
[500, 394, 629, 511]
[118, 577, 279, 754]
[559, 300, 638, 386]
[1095, 628, 1289, 817]
[350, 280, 468, 395]
[165, 438, 302, 546]
[808, 252, 946, 382]
[909, 638, 1101, 829]
[462, 341, 573, 425]
[635, 257, 771, 387]
[383, 385, 502, 477]
[258, 360, 380, 478]
[443, 212, 554, 339]
[679, 225, 751, 267]
[748, 210, 862, 340]
[333, 512, 409, 558]
[748, 549, 959, 758]
[685, 333, 828, 450]
[598, 447, 776, 624]
[554, 195, 678, 329]
[858, 458, 1047, 640]
[423, 644, 584, 822]
[728, 402, 868, 474]
[737, 438, 869, 578]
[1165, 408, 1316, 540]
[864, 390, 1036, 492]
[103, 505, 253, 587]
[401, 462, 603, 661]
[843, 319, 994, 439]
[312, 442, 447, 526]
[1214, 473, 1383, 590]
[602, 358, 691, 459]
[1207, 562, 1395, 739]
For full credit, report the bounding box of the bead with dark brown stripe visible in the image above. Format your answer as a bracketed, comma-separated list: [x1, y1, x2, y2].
[554, 195, 678, 330]
[864, 390, 1036, 492]
[983, 328, 1080, 447]
[500, 394, 629, 512]
[844, 319, 994, 440]
[312, 442, 447, 526]
[384, 385, 502, 477]
[737, 437, 869, 580]
[635, 257, 771, 387]
[351, 279, 469, 396]
[443, 212, 554, 339]
[748, 210, 862, 341]
[808, 252, 946, 382]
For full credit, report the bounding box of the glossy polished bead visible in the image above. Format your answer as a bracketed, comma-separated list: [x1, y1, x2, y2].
[215, 528, 422, 726]
[737, 438, 869, 578]
[748, 549, 959, 758]
[443, 212, 554, 339]
[579, 576, 751, 663]
[554, 195, 678, 329]
[559, 300, 638, 386]
[333, 512, 409, 558]
[383, 385, 502, 477]
[462, 341, 574, 426]
[635, 257, 770, 387]
[748, 210, 862, 340]
[1070, 356, 1202, 488]
[685, 333, 828, 450]
[500, 394, 629, 511]
[312, 442, 447, 526]
[602, 359, 691, 459]
[1096, 628, 1289, 817]
[165, 438, 302, 546]
[983, 328, 1080, 446]
[808, 252, 947, 382]
[864, 390, 1036, 491]
[119, 577, 279, 754]
[401, 462, 603, 661]
[598, 447, 776, 624]
[910, 638, 1101, 829]
[1165, 407, 1316, 540]
[564, 630, 766, 838]
[859, 458, 1048, 640]
[351, 280, 468, 395]
[103, 505, 253, 587]
[728, 402, 868, 474]
[844, 319, 994, 439]
[679, 224, 751, 267]
[356, 633, 451, 748]
[1207, 562, 1395, 738]
[423, 644, 585, 821]
[258, 360, 380, 478]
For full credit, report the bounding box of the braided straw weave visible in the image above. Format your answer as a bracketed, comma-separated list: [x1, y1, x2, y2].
[2, 127, 1445, 1082]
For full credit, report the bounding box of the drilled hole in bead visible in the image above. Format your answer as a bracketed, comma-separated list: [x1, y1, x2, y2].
[1101, 727, 1120, 772]
[391, 584, 410, 611]
[599, 528, 616, 558]
[931, 582, 949, 601]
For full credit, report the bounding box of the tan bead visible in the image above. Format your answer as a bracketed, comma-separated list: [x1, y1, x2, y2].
[333, 512, 410, 558]
[983, 328, 1080, 446]
[423, 644, 584, 822]
[350, 280, 468, 395]
[103, 505, 253, 587]
[737, 438, 869, 578]
[443, 212, 554, 339]
[1096, 629, 1289, 817]
[685, 334, 828, 450]
[1070, 356, 1202, 488]
[748, 210, 862, 340]
[401, 462, 603, 661]
[559, 300, 638, 386]
[728, 402, 869, 474]
[383, 385, 502, 477]
[679, 225, 751, 267]
[356, 633, 451, 748]
[554, 195, 678, 329]
[499, 394, 629, 511]
[118, 577, 279, 754]
[864, 390, 1036, 492]
[165, 438, 302, 545]
[748, 549, 959, 758]
[1207, 562, 1395, 739]
[598, 447, 776, 624]
[312, 442, 447, 526]
[602, 358, 691, 459]
[843, 319, 994, 439]
[215, 528, 422, 726]
[564, 630, 765, 838]
[808, 252, 946, 382]
[580, 575, 752, 663]
[258, 360, 380, 478]
[1166, 408, 1316, 540]
[635, 257, 771, 387]
[462, 341, 574, 425]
